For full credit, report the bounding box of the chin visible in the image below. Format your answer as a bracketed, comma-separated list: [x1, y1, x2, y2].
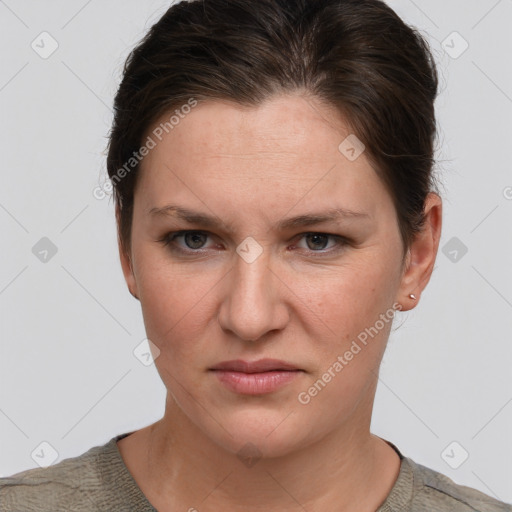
[202, 409, 316, 460]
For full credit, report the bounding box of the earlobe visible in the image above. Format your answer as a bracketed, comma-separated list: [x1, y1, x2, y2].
[396, 192, 442, 311]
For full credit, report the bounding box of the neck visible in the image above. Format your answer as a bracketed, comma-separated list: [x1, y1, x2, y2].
[124, 395, 401, 512]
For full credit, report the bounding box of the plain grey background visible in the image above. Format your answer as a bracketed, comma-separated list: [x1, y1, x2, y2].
[0, 0, 511, 503]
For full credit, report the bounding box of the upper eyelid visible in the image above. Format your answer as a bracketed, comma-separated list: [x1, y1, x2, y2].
[167, 229, 342, 239]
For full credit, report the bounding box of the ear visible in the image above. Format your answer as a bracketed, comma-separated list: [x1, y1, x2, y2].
[116, 204, 139, 301]
[396, 192, 442, 311]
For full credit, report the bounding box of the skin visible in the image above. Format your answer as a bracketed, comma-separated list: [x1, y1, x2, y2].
[116, 92, 442, 512]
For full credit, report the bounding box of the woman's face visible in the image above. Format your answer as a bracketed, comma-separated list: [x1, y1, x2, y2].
[122, 93, 412, 457]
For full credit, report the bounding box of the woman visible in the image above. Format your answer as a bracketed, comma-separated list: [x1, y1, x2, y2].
[1, 0, 510, 510]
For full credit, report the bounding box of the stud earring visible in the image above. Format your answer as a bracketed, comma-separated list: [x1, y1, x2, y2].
[409, 294, 417, 300]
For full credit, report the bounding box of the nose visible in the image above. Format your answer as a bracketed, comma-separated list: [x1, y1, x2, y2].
[217, 246, 289, 342]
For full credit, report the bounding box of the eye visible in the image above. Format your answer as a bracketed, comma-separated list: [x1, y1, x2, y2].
[157, 230, 348, 257]
[158, 230, 214, 253]
[292, 232, 348, 255]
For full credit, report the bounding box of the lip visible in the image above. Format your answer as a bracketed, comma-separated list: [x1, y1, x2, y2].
[209, 358, 301, 373]
[209, 359, 304, 395]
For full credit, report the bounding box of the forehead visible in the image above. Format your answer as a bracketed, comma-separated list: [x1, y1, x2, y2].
[145, 94, 351, 164]
[135, 94, 392, 222]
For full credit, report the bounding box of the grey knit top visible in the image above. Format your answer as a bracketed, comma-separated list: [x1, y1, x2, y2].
[1, 432, 510, 511]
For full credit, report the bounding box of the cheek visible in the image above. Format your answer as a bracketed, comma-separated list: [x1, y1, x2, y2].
[132, 257, 226, 422]
[298, 252, 399, 330]
[291, 249, 401, 382]
[134, 251, 223, 356]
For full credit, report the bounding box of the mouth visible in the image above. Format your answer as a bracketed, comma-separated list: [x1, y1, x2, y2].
[209, 359, 304, 395]
[209, 358, 302, 373]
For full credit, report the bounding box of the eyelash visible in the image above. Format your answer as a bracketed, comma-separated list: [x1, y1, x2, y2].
[157, 230, 349, 258]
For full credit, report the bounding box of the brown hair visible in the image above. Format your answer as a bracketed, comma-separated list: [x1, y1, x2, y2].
[106, 0, 440, 260]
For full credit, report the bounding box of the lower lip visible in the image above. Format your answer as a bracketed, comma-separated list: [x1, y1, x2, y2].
[211, 370, 302, 395]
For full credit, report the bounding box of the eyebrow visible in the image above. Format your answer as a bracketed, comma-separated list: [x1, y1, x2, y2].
[149, 204, 370, 231]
